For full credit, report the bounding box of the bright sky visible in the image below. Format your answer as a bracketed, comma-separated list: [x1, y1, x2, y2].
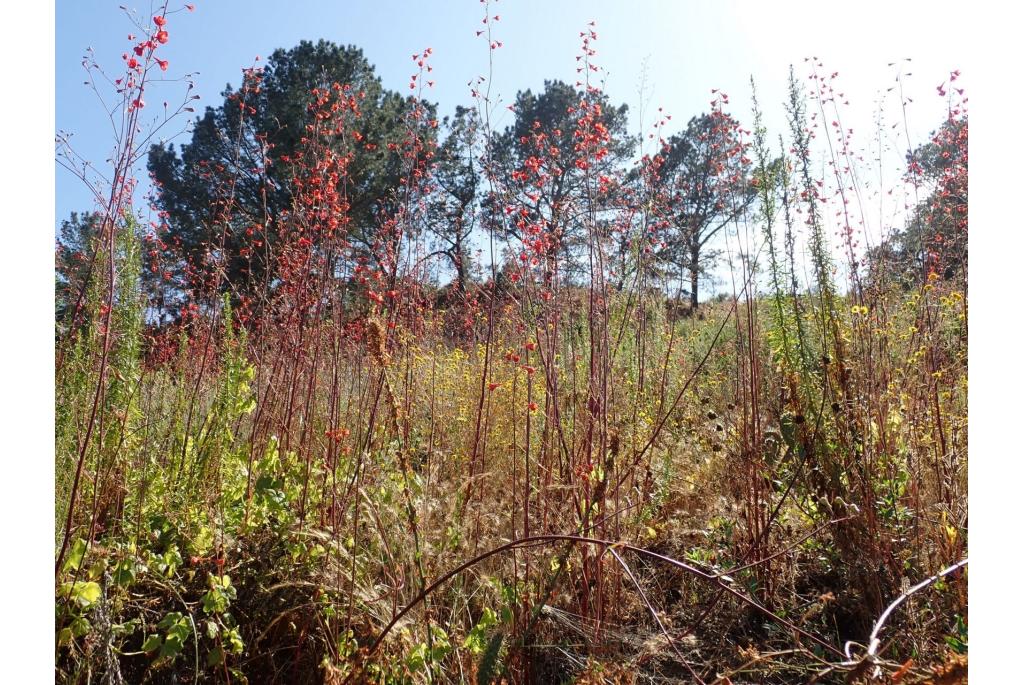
[56, 1, 966, 227]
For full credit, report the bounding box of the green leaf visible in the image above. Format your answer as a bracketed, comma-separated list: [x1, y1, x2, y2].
[87, 558, 107, 581]
[463, 607, 499, 654]
[207, 645, 225, 667]
[70, 616, 91, 638]
[160, 633, 184, 659]
[476, 631, 505, 685]
[406, 643, 427, 672]
[63, 538, 88, 573]
[63, 581, 101, 608]
[224, 626, 244, 654]
[158, 612, 184, 631]
[167, 620, 192, 643]
[112, 559, 137, 586]
[141, 634, 163, 653]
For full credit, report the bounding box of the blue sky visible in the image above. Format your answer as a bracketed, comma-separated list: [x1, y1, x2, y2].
[56, 0, 966, 268]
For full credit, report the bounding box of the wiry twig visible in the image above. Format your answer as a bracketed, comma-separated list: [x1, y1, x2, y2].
[833, 558, 968, 679]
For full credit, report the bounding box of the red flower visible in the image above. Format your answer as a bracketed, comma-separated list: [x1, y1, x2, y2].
[528, 401, 538, 412]
[488, 382, 500, 392]
[525, 341, 536, 351]
[156, 29, 169, 44]
[156, 58, 169, 71]
[153, 15, 166, 27]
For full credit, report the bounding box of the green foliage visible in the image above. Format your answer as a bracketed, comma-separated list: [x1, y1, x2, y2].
[201, 573, 237, 615]
[406, 625, 451, 673]
[426, 106, 481, 293]
[62, 538, 89, 573]
[945, 614, 967, 654]
[654, 112, 755, 308]
[62, 580, 102, 609]
[199, 573, 245, 669]
[462, 607, 500, 654]
[178, 295, 256, 490]
[55, 211, 103, 333]
[141, 611, 193, 665]
[56, 213, 145, 546]
[147, 40, 436, 306]
[868, 117, 968, 285]
[487, 80, 634, 275]
[475, 632, 506, 685]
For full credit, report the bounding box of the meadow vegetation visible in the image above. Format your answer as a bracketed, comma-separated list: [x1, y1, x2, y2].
[55, 3, 967, 683]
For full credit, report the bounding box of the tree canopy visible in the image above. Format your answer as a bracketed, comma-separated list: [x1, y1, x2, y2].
[147, 40, 435, 310]
[653, 112, 755, 309]
[486, 80, 634, 284]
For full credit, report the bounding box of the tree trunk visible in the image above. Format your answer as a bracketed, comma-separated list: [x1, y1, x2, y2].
[689, 244, 700, 313]
[455, 254, 467, 294]
[454, 230, 467, 294]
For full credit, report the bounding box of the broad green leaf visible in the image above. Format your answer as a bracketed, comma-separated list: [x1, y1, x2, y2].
[160, 633, 184, 658]
[63, 538, 88, 573]
[70, 616, 91, 638]
[112, 559, 136, 586]
[158, 612, 184, 630]
[64, 581, 101, 608]
[141, 634, 163, 653]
